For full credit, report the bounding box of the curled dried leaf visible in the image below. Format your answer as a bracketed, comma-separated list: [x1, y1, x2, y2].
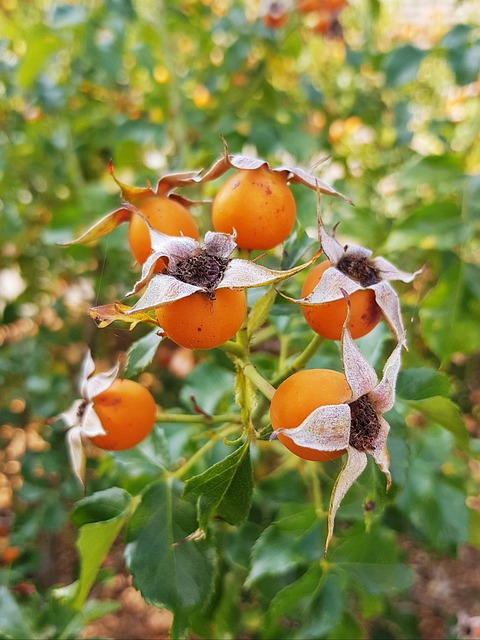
[89, 302, 162, 330]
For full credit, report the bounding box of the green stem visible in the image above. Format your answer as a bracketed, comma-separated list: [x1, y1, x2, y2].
[171, 424, 239, 480]
[250, 324, 278, 348]
[306, 462, 324, 519]
[219, 340, 246, 358]
[156, 411, 241, 425]
[237, 359, 275, 401]
[272, 334, 324, 387]
[251, 334, 324, 428]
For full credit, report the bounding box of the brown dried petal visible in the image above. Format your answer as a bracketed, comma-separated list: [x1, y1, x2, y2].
[325, 446, 367, 554]
[194, 139, 351, 202]
[89, 303, 160, 329]
[60, 207, 131, 246]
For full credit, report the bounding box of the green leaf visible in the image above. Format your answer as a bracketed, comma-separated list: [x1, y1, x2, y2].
[469, 508, 480, 548]
[0, 586, 34, 639]
[72, 489, 133, 608]
[263, 567, 344, 640]
[71, 487, 133, 527]
[180, 362, 234, 415]
[420, 258, 479, 361]
[124, 329, 163, 377]
[125, 479, 217, 613]
[442, 25, 480, 85]
[384, 201, 469, 252]
[49, 3, 87, 27]
[337, 563, 412, 596]
[247, 286, 276, 339]
[183, 442, 253, 530]
[396, 368, 450, 401]
[332, 525, 413, 595]
[246, 506, 321, 587]
[17, 30, 62, 89]
[408, 396, 469, 452]
[396, 155, 464, 193]
[383, 45, 427, 87]
[281, 226, 317, 270]
[234, 363, 256, 430]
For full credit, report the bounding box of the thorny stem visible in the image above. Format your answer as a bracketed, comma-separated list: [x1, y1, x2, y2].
[171, 424, 239, 480]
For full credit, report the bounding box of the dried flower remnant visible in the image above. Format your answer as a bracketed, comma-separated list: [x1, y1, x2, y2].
[270, 299, 402, 553]
[60, 162, 201, 250]
[284, 218, 421, 345]
[90, 226, 320, 332]
[197, 137, 353, 203]
[55, 350, 120, 486]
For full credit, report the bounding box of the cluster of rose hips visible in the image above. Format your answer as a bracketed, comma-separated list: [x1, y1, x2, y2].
[60, 142, 418, 551]
[261, 0, 349, 37]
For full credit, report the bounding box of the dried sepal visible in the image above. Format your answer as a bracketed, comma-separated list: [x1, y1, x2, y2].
[61, 162, 203, 247]
[285, 218, 421, 346]
[219, 251, 321, 290]
[325, 446, 368, 553]
[56, 350, 124, 487]
[270, 404, 351, 451]
[88, 302, 161, 330]
[271, 298, 401, 554]
[128, 275, 203, 313]
[194, 138, 352, 203]
[126, 229, 320, 314]
[60, 207, 131, 246]
[108, 160, 202, 203]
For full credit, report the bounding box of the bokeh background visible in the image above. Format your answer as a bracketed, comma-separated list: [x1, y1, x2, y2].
[1, 0, 479, 638]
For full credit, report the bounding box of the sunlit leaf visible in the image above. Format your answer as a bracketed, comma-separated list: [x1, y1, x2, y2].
[70, 488, 133, 609]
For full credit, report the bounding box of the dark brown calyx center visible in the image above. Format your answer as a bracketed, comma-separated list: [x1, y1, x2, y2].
[336, 254, 381, 287]
[77, 399, 88, 420]
[166, 250, 229, 294]
[348, 394, 381, 452]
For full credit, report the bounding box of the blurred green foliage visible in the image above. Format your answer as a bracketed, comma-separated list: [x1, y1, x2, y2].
[0, 0, 479, 638]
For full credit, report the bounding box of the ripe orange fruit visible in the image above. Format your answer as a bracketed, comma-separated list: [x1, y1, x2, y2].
[212, 168, 296, 250]
[91, 379, 156, 450]
[128, 196, 199, 271]
[262, 2, 289, 28]
[322, 0, 347, 10]
[2, 546, 21, 564]
[270, 369, 351, 461]
[297, 0, 320, 12]
[312, 9, 333, 34]
[155, 288, 247, 350]
[301, 260, 382, 340]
